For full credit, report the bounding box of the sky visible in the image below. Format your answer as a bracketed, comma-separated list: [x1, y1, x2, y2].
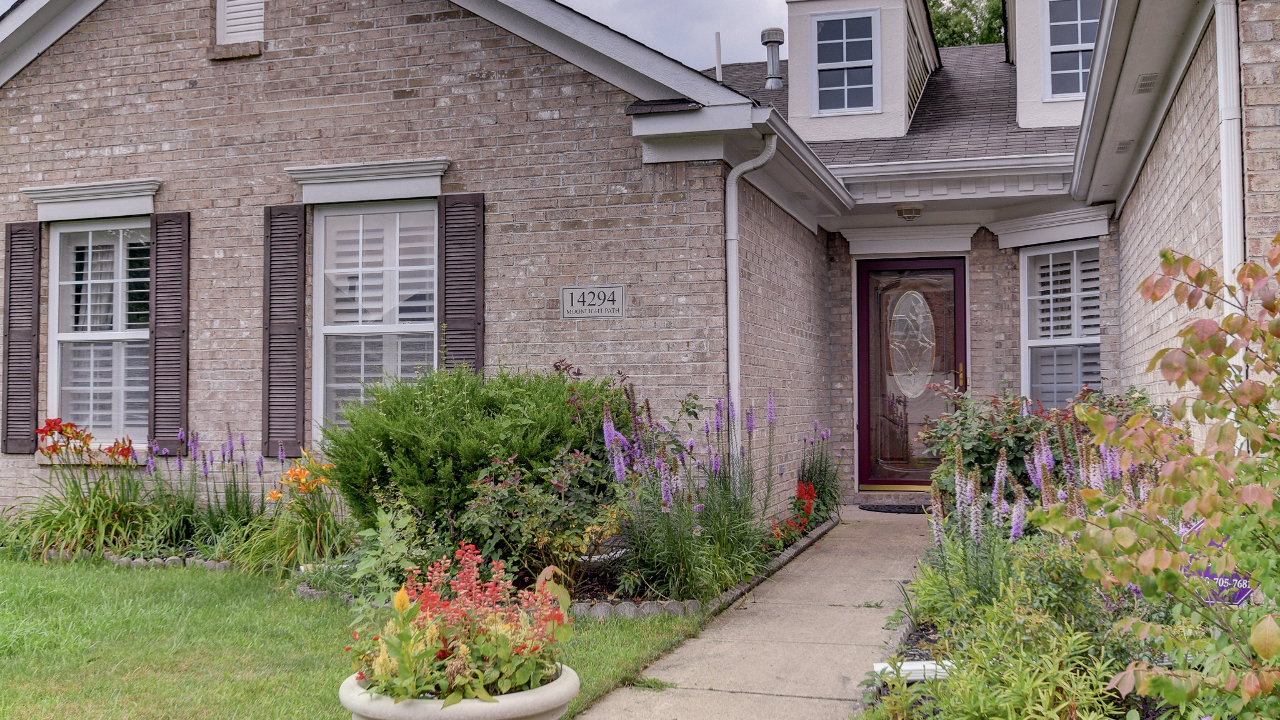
[557, 0, 789, 70]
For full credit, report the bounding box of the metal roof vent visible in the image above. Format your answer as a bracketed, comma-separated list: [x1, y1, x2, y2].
[1133, 73, 1160, 94]
[762, 28, 784, 91]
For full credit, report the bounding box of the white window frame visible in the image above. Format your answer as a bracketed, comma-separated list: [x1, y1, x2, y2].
[311, 200, 440, 430]
[1041, 0, 1098, 101]
[216, 0, 265, 45]
[1019, 238, 1101, 398]
[46, 216, 152, 434]
[810, 9, 881, 117]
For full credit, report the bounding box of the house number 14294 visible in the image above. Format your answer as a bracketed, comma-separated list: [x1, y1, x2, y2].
[561, 285, 625, 319]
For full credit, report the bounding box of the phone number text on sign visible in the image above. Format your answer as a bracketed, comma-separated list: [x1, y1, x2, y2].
[561, 285, 625, 319]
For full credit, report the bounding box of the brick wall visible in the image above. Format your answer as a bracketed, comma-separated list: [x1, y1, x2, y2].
[0, 0, 737, 505]
[1243, 1, 1280, 258]
[736, 180, 833, 515]
[1116, 24, 1222, 406]
[827, 232, 855, 496]
[967, 227, 1021, 398]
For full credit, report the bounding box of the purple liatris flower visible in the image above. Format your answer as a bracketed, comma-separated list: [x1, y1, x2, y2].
[766, 389, 775, 425]
[201, 451, 210, 477]
[992, 448, 1008, 505]
[1011, 487, 1028, 541]
[714, 399, 723, 433]
[814, 420, 820, 433]
[969, 496, 983, 544]
[130, 447, 139, 464]
[661, 474, 673, 513]
[239, 432, 246, 452]
[745, 408, 755, 437]
[821, 429, 830, 441]
[145, 455, 156, 475]
[727, 396, 735, 422]
[1058, 489, 1068, 502]
[711, 454, 721, 475]
[178, 428, 185, 443]
[603, 406, 615, 451]
[256, 455, 265, 476]
[612, 449, 627, 485]
[703, 421, 711, 441]
[278, 441, 286, 463]
[687, 438, 695, 453]
[175, 454, 182, 471]
[1027, 451, 1042, 490]
[692, 503, 705, 513]
[930, 483, 945, 546]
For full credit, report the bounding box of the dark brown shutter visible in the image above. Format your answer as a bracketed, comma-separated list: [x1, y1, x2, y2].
[438, 194, 485, 370]
[3, 222, 41, 454]
[149, 212, 190, 455]
[262, 205, 306, 457]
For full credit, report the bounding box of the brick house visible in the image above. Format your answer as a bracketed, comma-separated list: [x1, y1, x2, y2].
[0, 0, 1267, 506]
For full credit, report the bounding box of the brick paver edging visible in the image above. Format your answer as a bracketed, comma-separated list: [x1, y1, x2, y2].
[703, 514, 841, 620]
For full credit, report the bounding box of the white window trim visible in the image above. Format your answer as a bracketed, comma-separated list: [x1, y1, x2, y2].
[311, 199, 440, 431]
[46, 216, 152, 427]
[1018, 237, 1101, 397]
[810, 9, 882, 117]
[1041, 0, 1093, 101]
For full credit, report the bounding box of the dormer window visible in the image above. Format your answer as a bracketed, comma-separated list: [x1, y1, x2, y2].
[1047, 0, 1101, 97]
[814, 10, 879, 114]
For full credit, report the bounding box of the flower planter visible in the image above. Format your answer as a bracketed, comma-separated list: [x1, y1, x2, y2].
[338, 665, 580, 720]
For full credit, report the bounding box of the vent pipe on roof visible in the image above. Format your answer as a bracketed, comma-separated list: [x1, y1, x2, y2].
[762, 28, 784, 90]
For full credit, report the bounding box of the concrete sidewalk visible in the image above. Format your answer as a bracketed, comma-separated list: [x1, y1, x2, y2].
[577, 506, 930, 720]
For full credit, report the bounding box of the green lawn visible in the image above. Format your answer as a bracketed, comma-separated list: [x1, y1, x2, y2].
[0, 558, 700, 719]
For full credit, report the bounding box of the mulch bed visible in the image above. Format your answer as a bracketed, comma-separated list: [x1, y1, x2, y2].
[899, 622, 939, 661]
[859, 504, 928, 514]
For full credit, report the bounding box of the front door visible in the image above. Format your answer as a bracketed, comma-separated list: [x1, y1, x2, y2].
[857, 259, 966, 490]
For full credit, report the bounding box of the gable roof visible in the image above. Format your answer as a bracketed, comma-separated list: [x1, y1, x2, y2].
[808, 45, 1079, 166]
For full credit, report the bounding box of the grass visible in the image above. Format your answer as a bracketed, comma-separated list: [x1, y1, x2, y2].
[0, 557, 701, 719]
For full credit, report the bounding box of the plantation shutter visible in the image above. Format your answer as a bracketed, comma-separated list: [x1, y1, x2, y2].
[3, 222, 41, 454]
[149, 212, 190, 455]
[438, 194, 485, 370]
[262, 205, 306, 457]
[216, 0, 265, 44]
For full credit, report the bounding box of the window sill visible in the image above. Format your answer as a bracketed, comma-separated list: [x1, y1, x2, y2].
[209, 41, 262, 61]
[1042, 94, 1086, 103]
[811, 108, 881, 118]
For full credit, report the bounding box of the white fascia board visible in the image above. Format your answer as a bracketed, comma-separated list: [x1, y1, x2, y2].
[989, 205, 1114, 248]
[21, 178, 161, 221]
[845, 224, 978, 256]
[757, 109, 857, 215]
[1071, 0, 1134, 200]
[451, 0, 747, 106]
[0, 0, 109, 88]
[831, 154, 1076, 184]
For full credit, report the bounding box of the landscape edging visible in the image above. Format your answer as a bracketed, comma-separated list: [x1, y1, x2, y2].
[703, 514, 840, 620]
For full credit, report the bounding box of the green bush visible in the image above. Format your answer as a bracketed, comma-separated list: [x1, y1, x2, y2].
[322, 366, 631, 531]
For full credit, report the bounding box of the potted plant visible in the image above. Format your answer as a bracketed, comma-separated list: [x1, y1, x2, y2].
[340, 544, 579, 720]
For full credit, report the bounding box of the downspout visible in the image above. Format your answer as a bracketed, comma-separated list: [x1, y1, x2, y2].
[1216, 0, 1245, 282]
[725, 133, 778, 406]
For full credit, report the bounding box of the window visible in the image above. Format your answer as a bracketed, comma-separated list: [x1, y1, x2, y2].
[1021, 241, 1101, 408]
[814, 11, 878, 114]
[217, 0, 264, 44]
[48, 219, 151, 439]
[1046, 0, 1101, 96]
[314, 202, 437, 424]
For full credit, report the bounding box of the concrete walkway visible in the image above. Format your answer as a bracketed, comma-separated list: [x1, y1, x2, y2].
[578, 506, 930, 720]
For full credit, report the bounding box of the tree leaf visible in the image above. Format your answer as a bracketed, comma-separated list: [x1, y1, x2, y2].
[1250, 615, 1280, 661]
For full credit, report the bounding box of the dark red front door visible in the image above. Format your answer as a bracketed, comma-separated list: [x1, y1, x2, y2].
[857, 259, 967, 490]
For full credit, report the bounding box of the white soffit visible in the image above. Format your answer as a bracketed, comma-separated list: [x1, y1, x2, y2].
[450, 0, 747, 106]
[844, 224, 979, 256]
[0, 0, 109, 88]
[284, 158, 451, 205]
[989, 205, 1114, 248]
[21, 178, 161, 222]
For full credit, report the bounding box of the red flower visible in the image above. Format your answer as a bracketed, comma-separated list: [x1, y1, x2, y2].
[36, 418, 63, 439]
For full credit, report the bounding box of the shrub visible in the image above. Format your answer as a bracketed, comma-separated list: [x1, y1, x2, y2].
[347, 543, 572, 705]
[459, 449, 621, 587]
[1036, 239, 1280, 717]
[230, 452, 352, 574]
[322, 366, 631, 534]
[614, 396, 771, 601]
[345, 504, 450, 604]
[797, 426, 841, 524]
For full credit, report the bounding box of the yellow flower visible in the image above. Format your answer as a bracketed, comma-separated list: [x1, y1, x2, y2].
[393, 588, 411, 613]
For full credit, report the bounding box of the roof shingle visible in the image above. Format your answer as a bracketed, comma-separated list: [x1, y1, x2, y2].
[710, 45, 1079, 166]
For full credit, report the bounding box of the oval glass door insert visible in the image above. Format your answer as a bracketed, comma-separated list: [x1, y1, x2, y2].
[888, 290, 936, 398]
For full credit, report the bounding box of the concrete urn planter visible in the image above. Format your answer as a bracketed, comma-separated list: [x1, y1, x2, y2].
[338, 665, 580, 720]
